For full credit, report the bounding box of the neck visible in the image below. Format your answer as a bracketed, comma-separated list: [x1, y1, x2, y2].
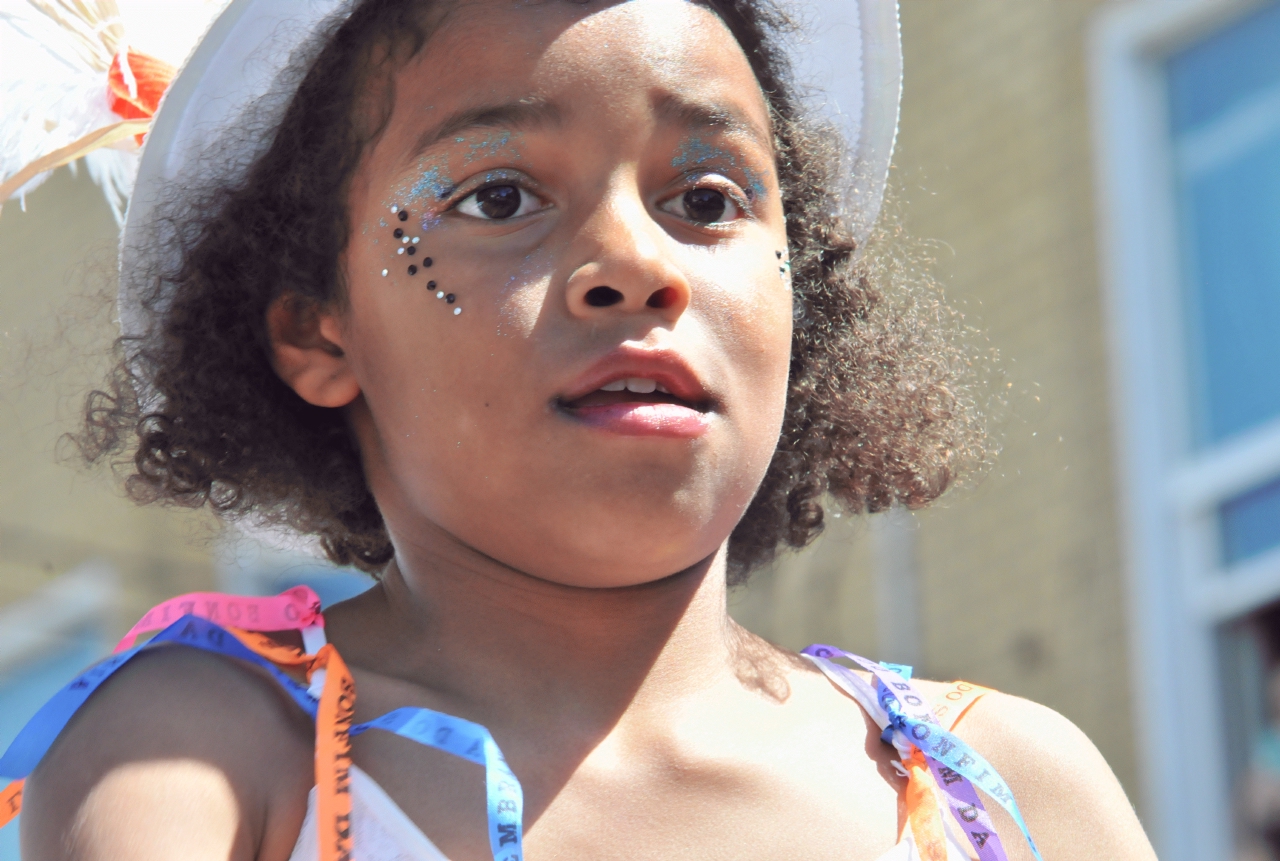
[339, 521, 755, 737]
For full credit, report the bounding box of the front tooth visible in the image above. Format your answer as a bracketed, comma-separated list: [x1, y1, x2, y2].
[655, 383, 670, 394]
[601, 379, 627, 392]
[626, 378, 657, 394]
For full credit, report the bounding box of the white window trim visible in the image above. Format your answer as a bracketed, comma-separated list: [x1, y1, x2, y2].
[1089, 1, 1280, 858]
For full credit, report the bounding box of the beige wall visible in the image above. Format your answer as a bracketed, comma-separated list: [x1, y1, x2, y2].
[0, 168, 216, 630]
[733, 0, 1142, 805]
[901, 0, 1136, 797]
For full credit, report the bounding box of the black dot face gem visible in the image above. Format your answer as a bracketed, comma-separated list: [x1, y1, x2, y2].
[776, 250, 783, 259]
[397, 210, 409, 222]
[408, 265, 418, 275]
[406, 246, 416, 256]
[394, 228, 404, 238]
[427, 280, 437, 289]
[445, 294, 456, 304]
[424, 257, 433, 267]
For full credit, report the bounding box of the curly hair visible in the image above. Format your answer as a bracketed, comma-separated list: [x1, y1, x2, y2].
[79, 0, 991, 584]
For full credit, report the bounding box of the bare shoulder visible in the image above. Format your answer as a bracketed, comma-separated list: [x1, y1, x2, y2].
[22, 644, 314, 861]
[913, 681, 1157, 861]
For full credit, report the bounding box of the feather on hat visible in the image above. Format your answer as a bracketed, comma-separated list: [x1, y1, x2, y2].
[0, 0, 223, 221]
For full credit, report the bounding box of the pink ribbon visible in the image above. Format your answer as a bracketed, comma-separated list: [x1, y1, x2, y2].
[114, 585, 323, 652]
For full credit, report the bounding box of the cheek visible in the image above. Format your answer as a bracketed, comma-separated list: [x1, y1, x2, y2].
[736, 292, 794, 457]
[360, 203, 447, 300]
[341, 218, 557, 473]
[695, 250, 794, 409]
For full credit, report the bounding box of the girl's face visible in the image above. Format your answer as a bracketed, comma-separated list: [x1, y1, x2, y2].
[339, 0, 792, 587]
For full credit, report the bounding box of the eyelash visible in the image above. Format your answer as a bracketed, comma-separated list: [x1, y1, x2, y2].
[444, 171, 546, 218]
[440, 170, 755, 224]
[660, 173, 754, 224]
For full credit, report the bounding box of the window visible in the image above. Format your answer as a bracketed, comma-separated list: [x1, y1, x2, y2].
[1169, 2, 1280, 451]
[1164, 7, 1280, 857]
[1092, 1, 1280, 858]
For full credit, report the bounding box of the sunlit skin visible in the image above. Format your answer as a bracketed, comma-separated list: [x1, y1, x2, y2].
[23, 2, 1157, 860]
[335, 0, 793, 589]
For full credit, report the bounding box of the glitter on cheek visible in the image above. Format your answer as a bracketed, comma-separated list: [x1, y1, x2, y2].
[418, 211, 444, 234]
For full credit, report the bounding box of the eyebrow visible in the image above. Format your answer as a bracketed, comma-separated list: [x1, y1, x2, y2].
[403, 92, 772, 166]
[407, 97, 563, 163]
[653, 92, 774, 152]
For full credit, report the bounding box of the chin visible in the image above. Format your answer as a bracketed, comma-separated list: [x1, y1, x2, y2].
[524, 545, 723, 590]
[506, 499, 743, 589]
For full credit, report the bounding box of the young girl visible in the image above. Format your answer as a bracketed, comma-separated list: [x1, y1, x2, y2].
[0, 0, 1156, 858]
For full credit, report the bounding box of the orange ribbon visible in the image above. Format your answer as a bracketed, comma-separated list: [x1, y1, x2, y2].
[228, 628, 315, 668]
[233, 629, 356, 861]
[899, 681, 992, 860]
[0, 780, 22, 831]
[107, 49, 176, 143]
[933, 681, 990, 733]
[904, 747, 948, 860]
[311, 645, 356, 861]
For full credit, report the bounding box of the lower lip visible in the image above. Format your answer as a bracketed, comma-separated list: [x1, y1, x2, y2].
[563, 402, 711, 438]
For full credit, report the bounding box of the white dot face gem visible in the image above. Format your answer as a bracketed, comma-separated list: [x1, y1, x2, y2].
[436, 291, 444, 299]
[390, 205, 399, 213]
[453, 307, 461, 315]
[412, 237, 420, 243]
[381, 269, 388, 277]
[397, 248, 405, 255]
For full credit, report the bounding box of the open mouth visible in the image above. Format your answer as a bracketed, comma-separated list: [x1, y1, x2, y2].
[557, 377, 712, 438]
[559, 378, 707, 410]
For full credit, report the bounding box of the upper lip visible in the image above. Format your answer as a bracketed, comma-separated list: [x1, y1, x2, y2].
[557, 346, 712, 407]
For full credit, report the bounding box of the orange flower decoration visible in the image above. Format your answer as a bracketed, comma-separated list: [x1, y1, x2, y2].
[108, 50, 177, 143]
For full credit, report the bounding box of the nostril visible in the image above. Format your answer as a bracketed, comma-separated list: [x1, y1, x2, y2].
[646, 287, 678, 309]
[585, 286, 624, 307]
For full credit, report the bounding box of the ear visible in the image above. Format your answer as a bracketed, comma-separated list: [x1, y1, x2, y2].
[266, 295, 361, 408]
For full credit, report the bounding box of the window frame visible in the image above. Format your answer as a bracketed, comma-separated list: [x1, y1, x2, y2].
[1089, 0, 1280, 857]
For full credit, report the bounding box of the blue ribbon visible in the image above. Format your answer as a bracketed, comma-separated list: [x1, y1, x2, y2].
[0, 615, 315, 779]
[353, 708, 524, 861]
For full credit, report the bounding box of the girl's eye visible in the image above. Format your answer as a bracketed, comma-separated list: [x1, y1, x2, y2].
[455, 184, 544, 220]
[662, 186, 742, 224]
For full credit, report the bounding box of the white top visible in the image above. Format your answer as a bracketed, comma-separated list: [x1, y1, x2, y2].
[286, 631, 974, 860]
[288, 765, 449, 861]
[285, 766, 976, 861]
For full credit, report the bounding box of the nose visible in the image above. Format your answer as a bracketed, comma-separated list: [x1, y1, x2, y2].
[564, 187, 691, 323]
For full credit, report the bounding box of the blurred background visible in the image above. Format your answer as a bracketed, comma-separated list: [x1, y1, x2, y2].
[1, 0, 1278, 859]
